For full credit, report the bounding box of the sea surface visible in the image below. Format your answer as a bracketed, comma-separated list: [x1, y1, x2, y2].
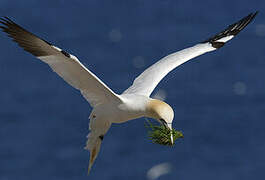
[0, 1, 264, 180]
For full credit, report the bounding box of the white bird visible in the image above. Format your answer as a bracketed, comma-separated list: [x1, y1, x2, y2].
[0, 12, 257, 174]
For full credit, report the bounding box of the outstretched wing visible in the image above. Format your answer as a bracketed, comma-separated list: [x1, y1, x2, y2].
[123, 12, 258, 96]
[0, 17, 121, 107]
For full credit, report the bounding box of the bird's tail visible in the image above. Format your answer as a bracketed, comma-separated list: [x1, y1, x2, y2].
[84, 132, 102, 175]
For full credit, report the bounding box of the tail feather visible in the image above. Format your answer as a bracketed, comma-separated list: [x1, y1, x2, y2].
[85, 117, 111, 175]
[85, 132, 102, 175]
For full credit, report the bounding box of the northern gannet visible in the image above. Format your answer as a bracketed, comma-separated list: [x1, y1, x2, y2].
[0, 12, 257, 174]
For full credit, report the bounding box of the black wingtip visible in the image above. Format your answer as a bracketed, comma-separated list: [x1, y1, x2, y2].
[251, 11, 259, 22]
[0, 16, 12, 23]
[0, 17, 56, 56]
[0, 17, 16, 29]
[3, 16, 11, 21]
[253, 11, 259, 16]
[202, 12, 258, 48]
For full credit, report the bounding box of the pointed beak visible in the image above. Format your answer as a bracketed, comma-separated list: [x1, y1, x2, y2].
[161, 121, 174, 145]
[167, 123, 174, 145]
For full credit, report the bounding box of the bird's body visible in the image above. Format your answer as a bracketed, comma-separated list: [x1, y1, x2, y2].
[99, 94, 149, 123]
[85, 94, 174, 173]
[0, 12, 257, 174]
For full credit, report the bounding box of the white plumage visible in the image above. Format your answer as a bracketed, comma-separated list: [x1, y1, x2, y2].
[38, 54, 122, 107]
[0, 12, 257, 174]
[123, 43, 216, 96]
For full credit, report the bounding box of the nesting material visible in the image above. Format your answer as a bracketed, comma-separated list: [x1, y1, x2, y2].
[145, 120, 184, 146]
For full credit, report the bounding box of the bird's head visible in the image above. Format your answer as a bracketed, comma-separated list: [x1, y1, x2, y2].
[146, 99, 175, 144]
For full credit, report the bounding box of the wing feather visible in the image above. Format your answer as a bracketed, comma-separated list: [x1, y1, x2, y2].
[123, 12, 258, 96]
[0, 17, 121, 107]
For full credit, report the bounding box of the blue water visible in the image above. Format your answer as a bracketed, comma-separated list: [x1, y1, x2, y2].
[0, 1, 264, 180]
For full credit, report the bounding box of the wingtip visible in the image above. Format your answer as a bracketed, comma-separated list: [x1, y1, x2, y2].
[247, 11, 258, 17]
[0, 17, 8, 23]
[253, 11, 259, 16]
[0, 16, 14, 27]
[249, 11, 259, 21]
[202, 12, 258, 48]
[252, 11, 259, 20]
[0, 16, 11, 22]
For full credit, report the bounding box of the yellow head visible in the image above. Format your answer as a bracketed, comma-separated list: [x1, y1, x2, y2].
[146, 99, 174, 144]
[146, 99, 174, 129]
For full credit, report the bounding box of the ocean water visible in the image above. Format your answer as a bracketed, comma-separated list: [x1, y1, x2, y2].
[0, 1, 264, 180]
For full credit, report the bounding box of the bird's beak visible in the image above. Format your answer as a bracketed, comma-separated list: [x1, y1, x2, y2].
[161, 121, 174, 145]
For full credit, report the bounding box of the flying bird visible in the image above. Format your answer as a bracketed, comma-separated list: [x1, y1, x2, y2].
[0, 12, 257, 174]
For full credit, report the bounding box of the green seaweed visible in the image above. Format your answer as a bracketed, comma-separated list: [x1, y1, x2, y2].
[145, 120, 184, 146]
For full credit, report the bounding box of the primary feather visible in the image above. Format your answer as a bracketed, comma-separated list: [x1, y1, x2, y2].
[0, 17, 122, 107]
